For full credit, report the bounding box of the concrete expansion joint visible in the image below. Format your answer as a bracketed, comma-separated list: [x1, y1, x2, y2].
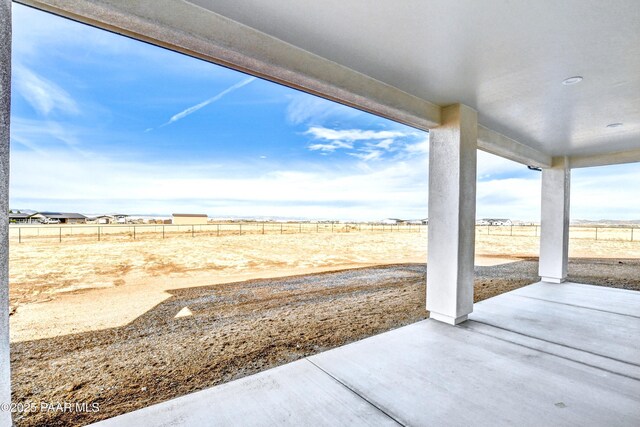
[470, 319, 640, 371]
[465, 320, 640, 382]
[511, 294, 640, 320]
[305, 359, 406, 426]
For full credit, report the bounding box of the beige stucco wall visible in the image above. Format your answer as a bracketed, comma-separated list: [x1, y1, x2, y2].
[172, 216, 208, 225]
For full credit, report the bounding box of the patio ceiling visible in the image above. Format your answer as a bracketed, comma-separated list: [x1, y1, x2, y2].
[16, 0, 640, 167]
[187, 0, 640, 160]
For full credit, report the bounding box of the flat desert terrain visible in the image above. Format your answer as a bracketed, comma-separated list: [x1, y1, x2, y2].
[7, 227, 640, 426]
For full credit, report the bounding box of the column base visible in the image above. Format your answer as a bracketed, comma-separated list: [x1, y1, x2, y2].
[540, 277, 566, 283]
[429, 312, 468, 325]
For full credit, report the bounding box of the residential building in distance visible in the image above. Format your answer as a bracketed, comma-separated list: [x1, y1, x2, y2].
[171, 213, 208, 225]
[8, 213, 33, 224]
[30, 212, 87, 224]
[480, 218, 513, 226]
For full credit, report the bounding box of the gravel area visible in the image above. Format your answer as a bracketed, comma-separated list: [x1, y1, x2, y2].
[10, 258, 640, 426]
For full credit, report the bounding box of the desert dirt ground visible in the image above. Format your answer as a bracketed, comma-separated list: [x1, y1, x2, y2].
[7, 228, 640, 426]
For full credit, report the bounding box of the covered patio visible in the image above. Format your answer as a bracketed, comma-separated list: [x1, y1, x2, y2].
[91, 281, 640, 426]
[1, 1, 639, 425]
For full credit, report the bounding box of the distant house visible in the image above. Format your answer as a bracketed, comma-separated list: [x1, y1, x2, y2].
[9, 213, 32, 224]
[172, 213, 208, 225]
[113, 214, 129, 224]
[381, 218, 403, 225]
[92, 214, 128, 224]
[95, 215, 115, 224]
[32, 212, 87, 224]
[481, 218, 512, 226]
[407, 219, 428, 225]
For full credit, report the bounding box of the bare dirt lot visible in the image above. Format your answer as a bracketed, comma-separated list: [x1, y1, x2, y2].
[7, 229, 640, 426]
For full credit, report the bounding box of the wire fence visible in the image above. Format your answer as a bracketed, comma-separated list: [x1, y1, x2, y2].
[8, 222, 424, 243]
[7, 222, 639, 244]
[476, 225, 638, 242]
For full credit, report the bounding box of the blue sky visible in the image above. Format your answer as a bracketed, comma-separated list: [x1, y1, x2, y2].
[8, 4, 639, 221]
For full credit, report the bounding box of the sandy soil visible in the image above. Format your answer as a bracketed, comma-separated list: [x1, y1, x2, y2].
[7, 231, 640, 426]
[10, 231, 640, 341]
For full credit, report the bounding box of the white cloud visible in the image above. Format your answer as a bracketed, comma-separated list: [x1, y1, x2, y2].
[304, 125, 426, 162]
[403, 138, 429, 156]
[375, 139, 395, 149]
[349, 150, 383, 162]
[308, 141, 353, 152]
[306, 127, 409, 142]
[477, 177, 541, 221]
[10, 136, 639, 222]
[477, 150, 528, 178]
[10, 117, 90, 156]
[9, 143, 429, 220]
[571, 163, 640, 220]
[13, 64, 80, 117]
[158, 77, 256, 128]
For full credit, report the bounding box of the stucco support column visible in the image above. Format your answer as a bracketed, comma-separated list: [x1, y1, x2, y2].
[0, 0, 11, 424]
[539, 157, 570, 283]
[427, 104, 477, 325]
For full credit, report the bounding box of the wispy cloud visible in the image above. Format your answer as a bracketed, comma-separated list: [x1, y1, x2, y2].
[285, 94, 361, 125]
[9, 148, 429, 220]
[308, 141, 354, 152]
[13, 64, 80, 117]
[349, 150, 383, 162]
[156, 76, 256, 129]
[306, 127, 409, 141]
[305, 125, 426, 162]
[10, 116, 91, 157]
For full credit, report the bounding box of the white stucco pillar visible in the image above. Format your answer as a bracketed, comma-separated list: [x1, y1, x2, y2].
[0, 0, 11, 425]
[426, 104, 477, 325]
[539, 157, 570, 283]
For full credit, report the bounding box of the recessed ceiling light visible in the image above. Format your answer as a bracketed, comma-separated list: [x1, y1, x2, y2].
[606, 122, 623, 128]
[562, 76, 583, 85]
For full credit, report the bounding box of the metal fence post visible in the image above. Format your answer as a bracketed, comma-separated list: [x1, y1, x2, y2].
[262, 223, 265, 235]
[133, 226, 136, 240]
[162, 225, 165, 239]
[98, 226, 101, 242]
[59, 227, 62, 243]
[280, 223, 283, 234]
[192, 225, 194, 237]
[18, 227, 21, 244]
[595, 227, 598, 240]
[510, 225, 513, 236]
[632, 227, 635, 242]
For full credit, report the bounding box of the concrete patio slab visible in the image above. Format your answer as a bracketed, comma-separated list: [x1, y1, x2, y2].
[91, 282, 640, 426]
[90, 359, 397, 427]
[310, 320, 640, 426]
[470, 285, 640, 366]
[512, 281, 640, 317]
